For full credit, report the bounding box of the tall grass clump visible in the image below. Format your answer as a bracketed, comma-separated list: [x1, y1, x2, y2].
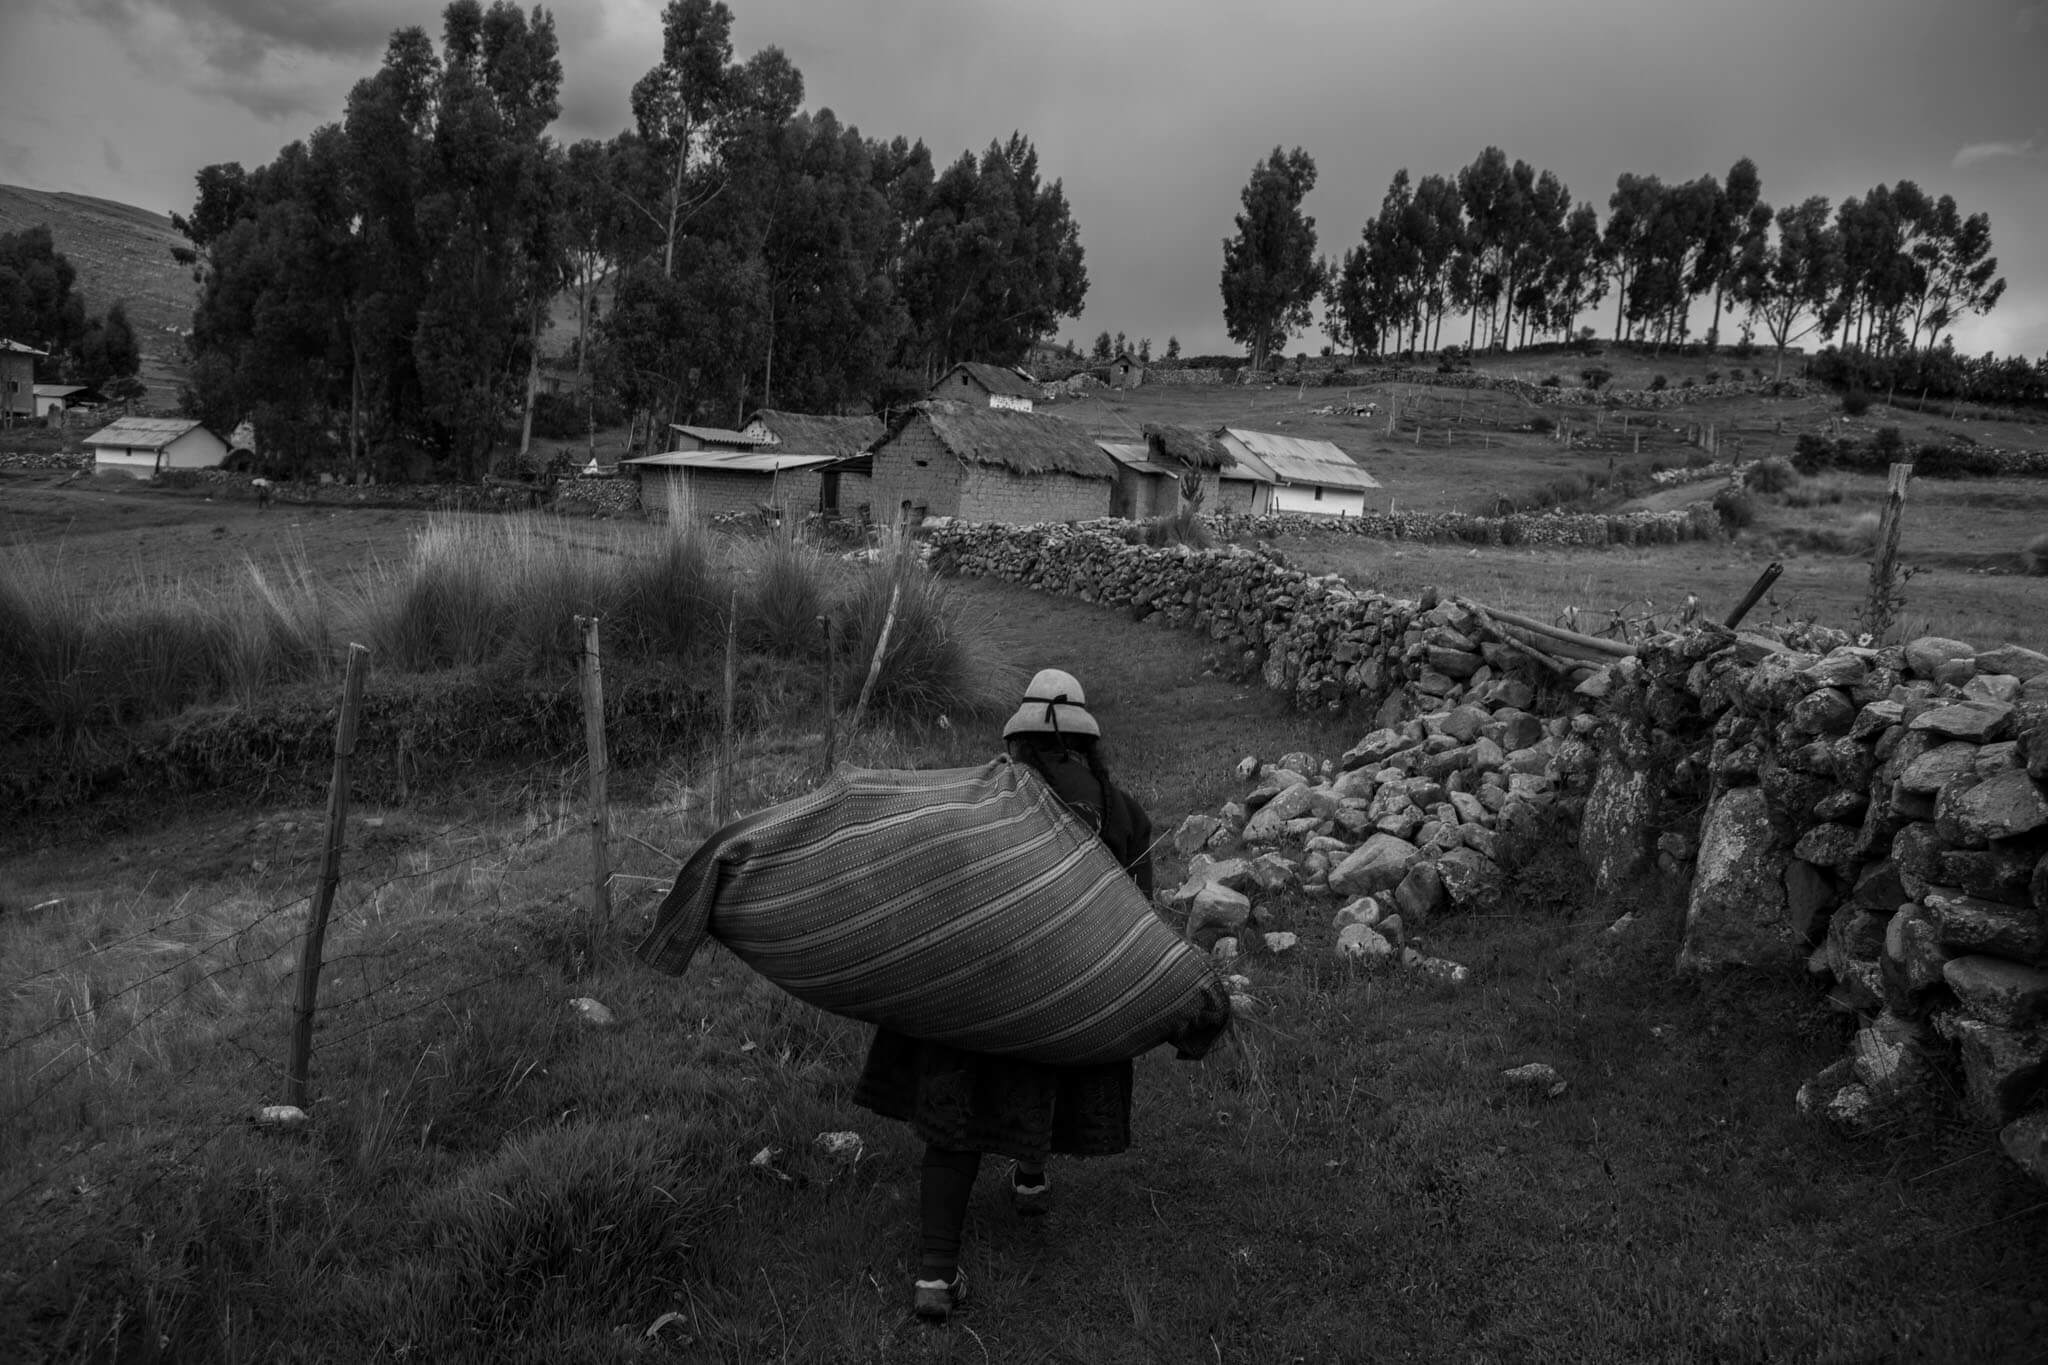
[359, 513, 734, 673]
[840, 551, 1018, 724]
[732, 530, 827, 657]
[0, 544, 332, 740]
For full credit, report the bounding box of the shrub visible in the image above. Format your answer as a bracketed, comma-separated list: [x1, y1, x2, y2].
[1705, 370, 1722, 385]
[1792, 433, 1835, 475]
[1649, 375, 1668, 392]
[1684, 448, 1713, 469]
[1580, 367, 1612, 390]
[1529, 415, 1556, 434]
[1745, 457, 1797, 494]
[1140, 508, 1213, 549]
[1541, 374, 1562, 388]
[1681, 377, 1697, 389]
[1712, 487, 1756, 530]
[1841, 390, 1872, 417]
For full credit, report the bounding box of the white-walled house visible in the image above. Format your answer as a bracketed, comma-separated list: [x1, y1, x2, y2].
[1217, 428, 1380, 516]
[84, 417, 230, 478]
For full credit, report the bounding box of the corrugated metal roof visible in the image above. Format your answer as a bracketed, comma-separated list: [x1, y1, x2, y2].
[34, 384, 86, 398]
[669, 423, 777, 446]
[1, 337, 47, 356]
[1221, 428, 1379, 490]
[624, 450, 836, 474]
[1098, 441, 1181, 477]
[83, 417, 208, 449]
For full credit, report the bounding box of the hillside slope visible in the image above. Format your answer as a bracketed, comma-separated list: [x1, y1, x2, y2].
[0, 184, 196, 406]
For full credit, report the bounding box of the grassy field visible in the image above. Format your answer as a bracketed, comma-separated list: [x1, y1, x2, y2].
[1049, 361, 2048, 518]
[1281, 465, 2048, 645]
[5, 569, 2046, 1361]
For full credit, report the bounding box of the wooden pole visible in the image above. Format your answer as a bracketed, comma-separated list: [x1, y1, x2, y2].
[718, 588, 738, 827]
[819, 614, 837, 773]
[286, 642, 369, 1110]
[575, 615, 612, 938]
[849, 577, 903, 736]
[1864, 463, 1913, 636]
[1723, 562, 1784, 629]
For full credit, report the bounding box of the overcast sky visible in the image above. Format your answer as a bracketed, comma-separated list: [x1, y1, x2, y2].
[4, 0, 2044, 361]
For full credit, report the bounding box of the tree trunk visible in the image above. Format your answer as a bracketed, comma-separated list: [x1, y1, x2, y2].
[518, 302, 541, 461]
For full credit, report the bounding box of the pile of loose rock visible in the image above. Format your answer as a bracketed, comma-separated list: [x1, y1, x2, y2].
[1167, 677, 1597, 987]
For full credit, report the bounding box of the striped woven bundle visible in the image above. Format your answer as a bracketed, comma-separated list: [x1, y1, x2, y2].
[635, 759, 1231, 1065]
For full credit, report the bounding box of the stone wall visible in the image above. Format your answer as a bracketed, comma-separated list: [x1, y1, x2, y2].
[1211, 503, 1722, 549]
[1583, 629, 2048, 1177]
[923, 516, 2048, 1185]
[923, 521, 1573, 718]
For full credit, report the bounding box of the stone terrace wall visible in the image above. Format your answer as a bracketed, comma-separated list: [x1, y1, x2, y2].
[1211, 503, 1722, 549]
[1583, 629, 2048, 1177]
[925, 521, 1573, 718]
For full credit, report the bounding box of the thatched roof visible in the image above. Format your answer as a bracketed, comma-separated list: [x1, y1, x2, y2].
[940, 361, 1039, 399]
[1142, 423, 1235, 471]
[750, 409, 885, 461]
[892, 400, 1115, 480]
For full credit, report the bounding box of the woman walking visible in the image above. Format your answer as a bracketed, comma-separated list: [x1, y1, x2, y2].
[851, 668, 1156, 1323]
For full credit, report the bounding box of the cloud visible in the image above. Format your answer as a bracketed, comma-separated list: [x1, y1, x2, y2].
[2020, 3, 2044, 33]
[1952, 138, 2037, 168]
[76, 0, 413, 73]
[101, 137, 125, 175]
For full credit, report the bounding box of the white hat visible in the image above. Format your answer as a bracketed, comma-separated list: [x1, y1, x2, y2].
[1001, 668, 1100, 739]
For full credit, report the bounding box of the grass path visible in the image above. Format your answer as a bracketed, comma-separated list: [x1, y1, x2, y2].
[3, 580, 2046, 1362]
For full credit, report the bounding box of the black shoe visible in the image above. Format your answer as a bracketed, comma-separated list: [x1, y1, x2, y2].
[913, 1270, 966, 1322]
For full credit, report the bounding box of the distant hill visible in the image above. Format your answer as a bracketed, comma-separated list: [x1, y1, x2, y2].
[0, 185, 197, 408]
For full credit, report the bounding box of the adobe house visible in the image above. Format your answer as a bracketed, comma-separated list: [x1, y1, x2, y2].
[746, 409, 885, 519]
[83, 416, 229, 478]
[629, 411, 888, 521]
[1141, 423, 1272, 515]
[868, 400, 1114, 526]
[1099, 441, 1183, 520]
[931, 361, 1038, 413]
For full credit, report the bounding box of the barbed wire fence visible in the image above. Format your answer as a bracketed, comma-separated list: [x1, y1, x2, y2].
[0, 623, 651, 1289]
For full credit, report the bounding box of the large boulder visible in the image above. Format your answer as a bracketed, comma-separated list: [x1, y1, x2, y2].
[1678, 786, 1798, 973]
[1580, 755, 1655, 898]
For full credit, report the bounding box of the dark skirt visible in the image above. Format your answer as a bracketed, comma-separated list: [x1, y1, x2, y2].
[852, 1028, 1134, 1164]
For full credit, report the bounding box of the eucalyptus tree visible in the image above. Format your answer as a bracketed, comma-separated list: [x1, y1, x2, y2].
[1220, 146, 1325, 372]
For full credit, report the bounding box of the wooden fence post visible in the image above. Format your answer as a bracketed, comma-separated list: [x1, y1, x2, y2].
[819, 614, 837, 774]
[286, 642, 369, 1110]
[1864, 463, 1913, 635]
[717, 589, 739, 827]
[574, 615, 612, 938]
[1723, 562, 1785, 629]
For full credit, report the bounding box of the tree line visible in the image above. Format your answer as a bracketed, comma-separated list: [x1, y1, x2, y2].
[175, 0, 1089, 479]
[1219, 146, 2009, 380]
[0, 226, 145, 402]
